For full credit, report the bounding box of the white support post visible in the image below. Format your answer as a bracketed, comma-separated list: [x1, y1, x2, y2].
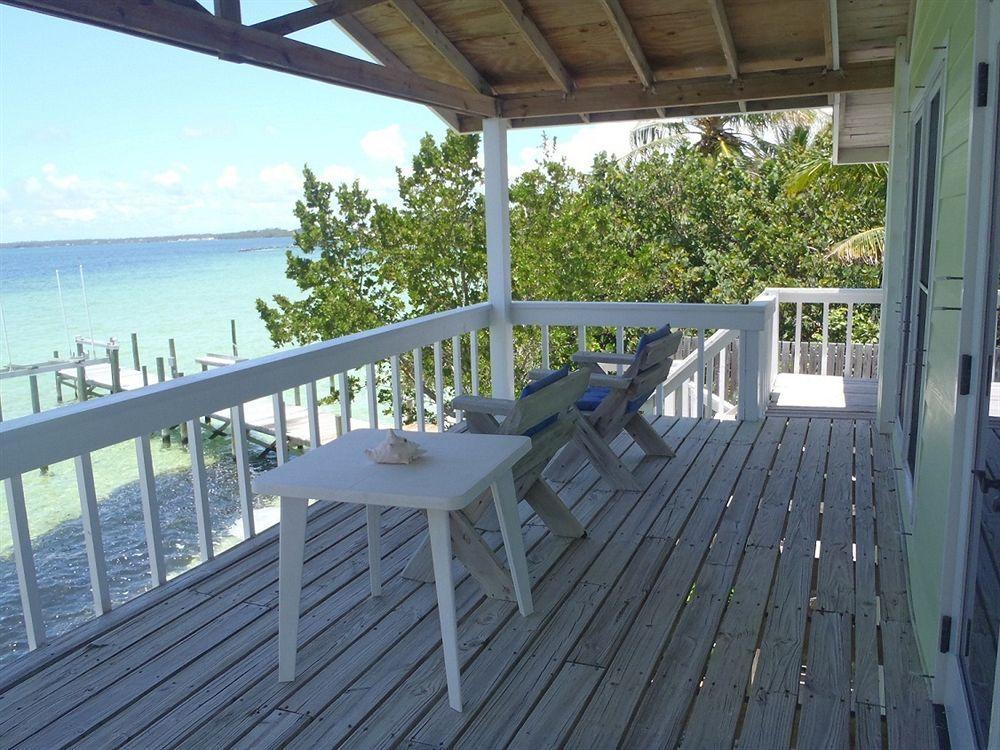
[135, 434, 167, 583]
[230, 405, 256, 539]
[793, 301, 803, 374]
[390, 354, 403, 429]
[469, 332, 480, 396]
[75, 452, 112, 614]
[433, 341, 445, 431]
[4, 474, 46, 649]
[304, 381, 321, 447]
[540, 325, 550, 370]
[337, 372, 352, 434]
[696, 330, 706, 419]
[845, 303, 854, 377]
[821, 302, 830, 376]
[452, 335, 463, 421]
[186, 420, 214, 562]
[366, 362, 379, 430]
[484, 117, 515, 399]
[413, 349, 425, 431]
[738, 328, 762, 421]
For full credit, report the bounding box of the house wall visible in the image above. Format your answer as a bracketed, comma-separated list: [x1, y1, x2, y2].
[898, 0, 978, 671]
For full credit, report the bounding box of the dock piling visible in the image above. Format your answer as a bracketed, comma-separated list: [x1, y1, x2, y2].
[230, 319, 238, 358]
[156, 357, 170, 445]
[75, 342, 87, 402]
[130, 333, 140, 371]
[53, 349, 63, 403]
[109, 348, 122, 394]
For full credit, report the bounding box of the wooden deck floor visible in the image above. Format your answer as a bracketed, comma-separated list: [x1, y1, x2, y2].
[0, 416, 938, 749]
[769, 373, 879, 419]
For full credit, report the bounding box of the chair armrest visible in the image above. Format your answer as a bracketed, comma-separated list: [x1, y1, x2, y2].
[452, 395, 516, 416]
[571, 351, 635, 366]
[526, 368, 558, 381]
[588, 373, 630, 390]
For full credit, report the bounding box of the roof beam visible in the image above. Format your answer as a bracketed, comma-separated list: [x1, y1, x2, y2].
[495, 0, 572, 93]
[822, 0, 841, 70]
[253, 0, 385, 36]
[334, 12, 470, 131]
[498, 60, 895, 119]
[2, 0, 497, 116]
[214, 0, 239, 22]
[596, 0, 653, 88]
[390, 0, 493, 95]
[706, 0, 739, 80]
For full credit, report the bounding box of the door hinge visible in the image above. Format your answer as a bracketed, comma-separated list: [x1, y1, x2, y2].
[959, 354, 973, 395]
[977, 62, 990, 107]
[939, 615, 952, 653]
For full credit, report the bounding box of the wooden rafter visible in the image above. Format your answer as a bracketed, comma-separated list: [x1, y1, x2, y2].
[706, 0, 739, 80]
[390, 0, 493, 95]
[1, 0, 497, 116]
[495, 0, 572, 93]
[253, 0, 385, 37]
[821, 0, 841, 71]
[334, 12, 469, 131]
[498, 60, 894, 119]
[596, 0, 653, 88]
[213, 0, 239, 22]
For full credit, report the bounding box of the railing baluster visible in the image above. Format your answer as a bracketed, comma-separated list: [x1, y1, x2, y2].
[413, 348, 425, 431]
[793, 301, 803, 374]
[673, 385, 683, 417]
[366, 363, 379, 430]
[230, 405, 255, 540]
[452, 335, 463, 421]
[390, 354, 403, 429]
[718, 345, 727, 405]
[304, 381, 321, 447]
[469, 332, 479, 397]
[272, 393, 289, 462]
[135, 434, 167, 583]
[540, 325, 550, 371]
[577, 325, 586, 352]
[845, 302, 854, 378]
[616, 326, 625, 375]
[4, 474, 46, 649]
[74, 452, 112, 613]
[337, 372, 351, 433]
[706, 348, 716, 418]
[696, 330, 706, 419]
[821, 302, 830, 376]
[433, 341, 445, 431]
[655, 383, 664, 416]
[186, 420, 214, 562]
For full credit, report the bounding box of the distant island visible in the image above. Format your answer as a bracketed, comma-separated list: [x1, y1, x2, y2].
[0, 228, 294, 249]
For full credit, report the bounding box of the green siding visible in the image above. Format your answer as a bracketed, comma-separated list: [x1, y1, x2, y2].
[903, 0, 976, 671]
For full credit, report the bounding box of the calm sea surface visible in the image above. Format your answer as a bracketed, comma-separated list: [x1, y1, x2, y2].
[0, 236, 311, 663]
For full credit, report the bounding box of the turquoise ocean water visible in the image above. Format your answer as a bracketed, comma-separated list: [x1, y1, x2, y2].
[0, 236, 316, 663]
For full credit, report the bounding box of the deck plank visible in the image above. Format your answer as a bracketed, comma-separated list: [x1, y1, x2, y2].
[0, 417, 939, 750]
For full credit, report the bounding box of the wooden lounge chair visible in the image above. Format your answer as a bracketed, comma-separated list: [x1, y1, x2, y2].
[540, 324, 683, 491]
[402, 367, 590, 596]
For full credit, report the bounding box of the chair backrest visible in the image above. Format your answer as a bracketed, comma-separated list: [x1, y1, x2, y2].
[503, 368, 590, 438]
[625, 329, 683, 412]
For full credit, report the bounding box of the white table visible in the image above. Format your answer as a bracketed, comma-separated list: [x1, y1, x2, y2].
[251, 428, 534, 712]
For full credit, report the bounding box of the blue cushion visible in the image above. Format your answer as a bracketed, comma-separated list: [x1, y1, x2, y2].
[519, 367, 569, 437]
[577, 386, 611, 412]
[636, 323, 672, 357]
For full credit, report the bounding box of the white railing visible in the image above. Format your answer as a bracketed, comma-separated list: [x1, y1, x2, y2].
[0, 303, 491, 652]
[0, 296, 783, 657]
[762, 287, 883, 379]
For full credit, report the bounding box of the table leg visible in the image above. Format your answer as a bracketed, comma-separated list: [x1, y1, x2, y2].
[278, 496, 308, 682]
[492, 471, 534, 617]
[366, 505, 382, 596]
[427, 508, 462, 712]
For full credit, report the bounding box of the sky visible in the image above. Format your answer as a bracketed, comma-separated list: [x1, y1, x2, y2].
[0, 2, 643, 244]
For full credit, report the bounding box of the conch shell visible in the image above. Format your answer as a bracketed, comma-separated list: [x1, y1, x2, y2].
[364, 429, 427, 464]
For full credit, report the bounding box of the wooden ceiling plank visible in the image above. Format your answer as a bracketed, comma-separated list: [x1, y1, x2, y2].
[390, 0, 494, 95]
[495, 0, 573, 93]
[499, 60, 894, 118]
[253, 0, 385, 37]
[706, 0, 739, 79]
[3, 0, 497, 116]
[334, 11, 470, 130]
[822, 0, 841, 70]
[595, 0, 654, 88]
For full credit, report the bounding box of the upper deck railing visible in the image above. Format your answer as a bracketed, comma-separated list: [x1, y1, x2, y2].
[0, 290, 878, 659]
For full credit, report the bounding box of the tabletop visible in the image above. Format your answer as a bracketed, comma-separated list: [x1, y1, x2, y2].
[251, 429, 532, 510]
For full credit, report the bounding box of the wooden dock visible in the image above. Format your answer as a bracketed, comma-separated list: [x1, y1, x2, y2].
[0, 415, 938, 749]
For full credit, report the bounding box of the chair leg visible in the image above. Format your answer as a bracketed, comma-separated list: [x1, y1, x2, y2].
[572, 420, 641, 491]
[277, 496, 308, 682]
[427, 508, 463, 711]
[523, 481, 585, 538]
[403, 493, 492, 583]
[491, 472, 534, 617]
[543, 440, 589, 483]
[624, 412, 675, 457]
[366, 505, 382, 597]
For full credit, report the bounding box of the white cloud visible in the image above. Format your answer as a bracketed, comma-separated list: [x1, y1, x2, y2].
[22, 177, 40, 194]
[41, 163, 81, 191]
[52, 207, 96, 221]
[216, 165, 240, 189]
[319, 164, 357, 184]
[264, 124, 280, 136]
[152, 168, 183, 187]
[508, 122, 639, 177]
[0, 188, 8, 204]
[259, 163, 299, 190]
[361, 124, 406, 164]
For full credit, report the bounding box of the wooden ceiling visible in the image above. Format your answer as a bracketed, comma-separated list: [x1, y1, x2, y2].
[4, 0, 908, 133]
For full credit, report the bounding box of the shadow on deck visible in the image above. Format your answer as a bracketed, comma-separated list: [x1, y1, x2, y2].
[0, 416, 937, 749]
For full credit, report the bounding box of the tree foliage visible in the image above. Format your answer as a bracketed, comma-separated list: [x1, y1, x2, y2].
[257, 118, 886, 422]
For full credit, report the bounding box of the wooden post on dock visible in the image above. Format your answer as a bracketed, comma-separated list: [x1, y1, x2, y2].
[130, 333, 140, 371]
[141, 365, 149, 386]
[177, 371, 189, 445]
[75, 341, 87, 402]
[168, 339, 179, 378]
[109, 348, 122, 394]
[230, 319, 238, 358]
[156, 357, 170, 445]
[54, 349, 64, 403]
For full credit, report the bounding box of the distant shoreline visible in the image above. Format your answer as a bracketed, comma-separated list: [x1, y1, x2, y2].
[0, 228, 295, 250]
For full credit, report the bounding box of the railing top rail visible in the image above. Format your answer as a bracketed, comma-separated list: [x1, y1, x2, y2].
[0, 303, 491, 479]
[761, 287, 883, 304]
[510, 300, 767, 331]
